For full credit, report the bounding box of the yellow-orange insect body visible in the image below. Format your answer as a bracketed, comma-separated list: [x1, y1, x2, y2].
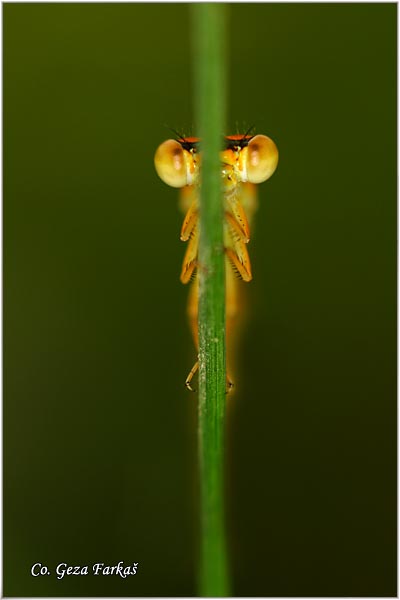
[154, 133, 278, 391]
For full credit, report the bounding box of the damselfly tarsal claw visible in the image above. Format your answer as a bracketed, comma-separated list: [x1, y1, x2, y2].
[185, 358, 235, 394]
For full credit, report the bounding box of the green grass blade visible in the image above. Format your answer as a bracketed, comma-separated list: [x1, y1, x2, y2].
[191, 4, 230, 597]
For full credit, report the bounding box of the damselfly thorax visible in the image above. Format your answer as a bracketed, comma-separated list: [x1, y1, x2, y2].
[154, 133, 279, 391]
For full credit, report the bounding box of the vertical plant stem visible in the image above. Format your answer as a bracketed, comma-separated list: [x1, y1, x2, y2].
[191, 4, 229, 597]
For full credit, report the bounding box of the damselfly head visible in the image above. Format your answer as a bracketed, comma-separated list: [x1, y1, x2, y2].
[154, 133, 278, 188]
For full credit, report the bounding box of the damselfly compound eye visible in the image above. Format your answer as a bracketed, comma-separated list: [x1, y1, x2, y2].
[154, 139, 191, 188]
[245, 135, 279, 184]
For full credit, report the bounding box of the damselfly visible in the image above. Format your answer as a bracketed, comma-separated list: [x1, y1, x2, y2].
[154, 132, 278, 391]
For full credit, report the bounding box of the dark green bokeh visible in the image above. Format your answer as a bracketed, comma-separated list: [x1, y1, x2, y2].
[4, 3, 396, 597]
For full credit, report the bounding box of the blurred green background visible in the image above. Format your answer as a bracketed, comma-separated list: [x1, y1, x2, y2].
[4, 3, 396, 597]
